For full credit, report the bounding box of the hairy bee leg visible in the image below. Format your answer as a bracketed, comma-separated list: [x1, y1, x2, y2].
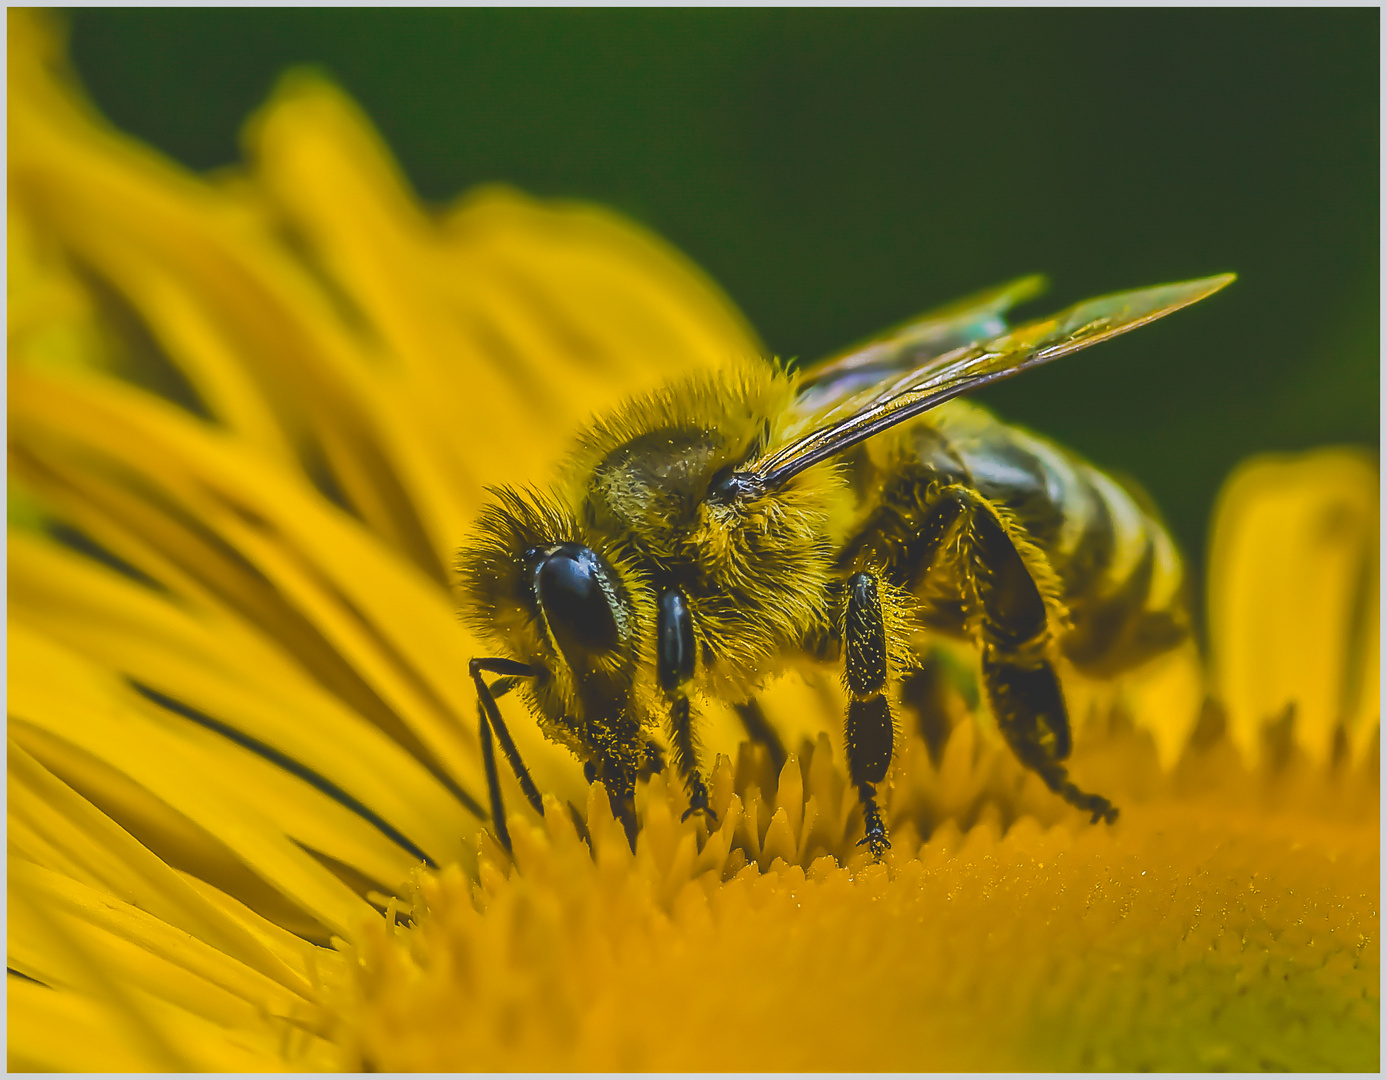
[667, 695, 716, 823]
[657, 587, 715, 823]
[733, 698, 788, 775]
[948, 489, 1118, 824]
[983, 651, 1116, 823]
[469, 658, 545, 817]
[844, 571, 894, 859]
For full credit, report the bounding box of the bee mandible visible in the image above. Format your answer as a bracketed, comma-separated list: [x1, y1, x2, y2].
[458, 273, 1234, 856]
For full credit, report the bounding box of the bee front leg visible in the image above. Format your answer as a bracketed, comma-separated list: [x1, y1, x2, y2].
[658, 587, 716, 823]
[470, 657, 545, 854]
[844, 571, 894, 859]
[949, 488, 1118, 824]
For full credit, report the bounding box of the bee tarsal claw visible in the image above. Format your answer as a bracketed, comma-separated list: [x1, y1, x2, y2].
[855, 833, 892, 861]
[854, 785, 892, 861]
[680, 795, 718, 825]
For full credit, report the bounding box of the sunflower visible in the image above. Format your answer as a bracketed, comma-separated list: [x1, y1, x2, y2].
[8, 11, 1378, 1072]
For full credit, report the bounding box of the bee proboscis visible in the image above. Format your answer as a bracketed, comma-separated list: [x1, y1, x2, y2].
[459, 272, 1234, 856]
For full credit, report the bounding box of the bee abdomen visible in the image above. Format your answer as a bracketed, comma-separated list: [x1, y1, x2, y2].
[1056, 463, 1189, 675]
[863, 406, 1189, 677]
[1007, 444, 1188, 677]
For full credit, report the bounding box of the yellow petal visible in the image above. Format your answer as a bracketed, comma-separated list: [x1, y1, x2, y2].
[246, 74, 762, 495]
[1207, 447, 1379, 767]
[9, 739, 321, 997]
[7, 970, 334, 1072]
[11, 48, 445, 578]
[1065, 642, 1207, 771]
[7, 881, 189, 1070]
[9, 860, 331, 1049]
[8, 974, 157, 1072]
[11, 367, 586, 814]
[10, 623, 378, 940]
[11, 529, 482, 870]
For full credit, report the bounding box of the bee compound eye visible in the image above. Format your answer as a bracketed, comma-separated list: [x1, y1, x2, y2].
[534, 544, 621, 657]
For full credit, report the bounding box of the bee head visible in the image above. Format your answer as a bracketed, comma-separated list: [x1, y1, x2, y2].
[458, 486, 649, 728]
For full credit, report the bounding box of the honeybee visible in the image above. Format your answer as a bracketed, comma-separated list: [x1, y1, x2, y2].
[459, 273, 1234, 856]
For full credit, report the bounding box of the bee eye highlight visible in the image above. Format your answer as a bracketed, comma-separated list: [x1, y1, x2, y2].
[534, 544, 620, 657]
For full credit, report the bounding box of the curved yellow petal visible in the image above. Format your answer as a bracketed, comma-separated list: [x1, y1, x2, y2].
[11, 366, 586, 811]
[9, 860, 331, 1051]
[11, 530, 483, 869]
[7, 967, 334, 1072]
[1067, 642, 1207, 772]
[11, 623, 378, 940]
[7, 881, 190, 1071]
[1207, 448, 1379, 768]
[11, 31, 444, 577]
[8, 974, 156, 1072]
[9, 740, 322, 997]
[246, 75, 763, 495]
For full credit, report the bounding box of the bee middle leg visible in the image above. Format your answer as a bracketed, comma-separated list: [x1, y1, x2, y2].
[844, 571, 895, 858]
[948, 487, 1118, 824]
[667, 695, 716, 823]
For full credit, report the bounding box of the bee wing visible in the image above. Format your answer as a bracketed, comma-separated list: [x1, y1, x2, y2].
[754, 273, 1235, 487]
[792, 274, 1049, 416]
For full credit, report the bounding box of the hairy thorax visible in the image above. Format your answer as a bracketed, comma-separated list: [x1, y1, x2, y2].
[584, 421, 840, 699]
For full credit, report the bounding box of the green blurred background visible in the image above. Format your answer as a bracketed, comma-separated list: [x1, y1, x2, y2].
[68, 9, 1377, 596]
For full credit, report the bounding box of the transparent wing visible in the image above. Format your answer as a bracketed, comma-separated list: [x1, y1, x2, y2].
[755, 273, 1235, 487]
[792, 274, 1048, 417]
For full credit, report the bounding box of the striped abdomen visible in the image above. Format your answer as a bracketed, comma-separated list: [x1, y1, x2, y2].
[841, 399, 1189, 677]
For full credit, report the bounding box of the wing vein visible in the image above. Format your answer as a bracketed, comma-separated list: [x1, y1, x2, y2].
[753, 273, 1234, 487]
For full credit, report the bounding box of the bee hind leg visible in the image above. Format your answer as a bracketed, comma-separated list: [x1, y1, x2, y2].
[950, 487, 1118, 824]
[983, 652, 1117, 823]
[844, 571, 894, 859]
